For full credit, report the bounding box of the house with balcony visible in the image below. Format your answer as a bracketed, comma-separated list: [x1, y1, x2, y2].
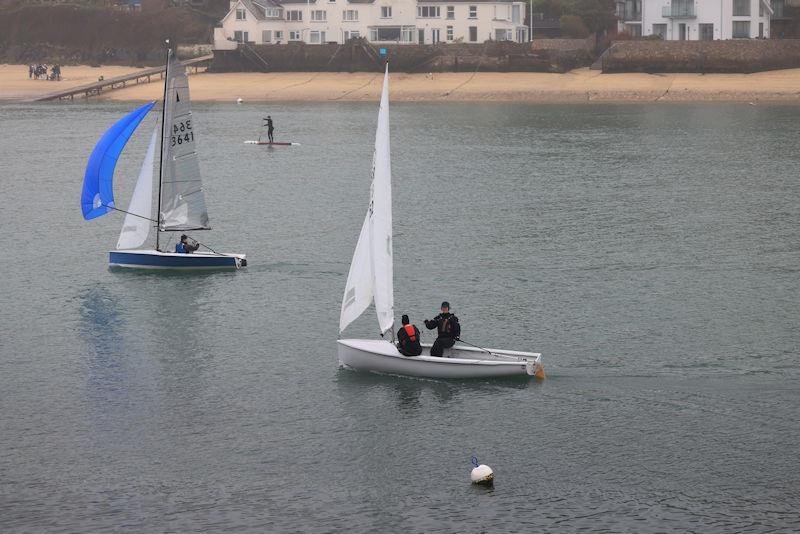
[616, 0, 772, 39]
[214, 0, 529, 48]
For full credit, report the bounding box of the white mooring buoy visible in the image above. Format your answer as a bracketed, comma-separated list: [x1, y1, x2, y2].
[237, 97, 243, 104]
[470, 456, 494, 486]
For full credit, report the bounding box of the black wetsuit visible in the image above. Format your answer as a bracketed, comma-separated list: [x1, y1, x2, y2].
[424, 313, 460, 357]
[397, 324, 422, 356]
[265, 117, 274, 142]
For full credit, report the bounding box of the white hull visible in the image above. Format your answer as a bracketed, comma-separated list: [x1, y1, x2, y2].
[337, 339, 543, 379]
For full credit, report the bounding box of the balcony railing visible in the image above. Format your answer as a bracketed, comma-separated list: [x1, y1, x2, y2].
[619, 9, 642, 21]
[662, 4, 697, 18]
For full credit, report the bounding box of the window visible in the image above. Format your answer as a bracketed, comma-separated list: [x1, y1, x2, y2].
[369, 26, 414, 42]
[234, 30, 249, 42]
[266, 8, 280, 18]
[469, 25, 477, 41]
[289, 30, 301, 40]
[773, 0, 785, 18]
[287, 10, 302, 21]
[343, 9, 358, 21]
[495, 29, 512, 41]
[446, 5, 454, 19]
[275, 30, 284, 41]
[494, 5, 510, 20]
[262, 30, 272, 43]
[417, 6, 440, 18]
[446, 25, 453, 40]
[652, 23, 667, 38]
[512, 4, 520, 23]
[469, 5, 477, 18]
[235, 7, 246, 20]
[759, 1, 765, 17]
[344, 30, 360, 40]
[381, 6, 392, 18]
[699, 23, 713, 40]
[311, 10, 326, 21]
[733, 0, 750, 16]
[759, 22, 764, 37]
[732, 20, 750, 37]
[310, 30, 327, 43]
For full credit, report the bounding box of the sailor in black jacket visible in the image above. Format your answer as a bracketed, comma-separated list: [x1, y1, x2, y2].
[396, 314, 422, 356]
[424, 301, 460, 357]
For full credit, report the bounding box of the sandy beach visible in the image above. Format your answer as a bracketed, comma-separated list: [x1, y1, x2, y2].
[3, 63, 800, 102]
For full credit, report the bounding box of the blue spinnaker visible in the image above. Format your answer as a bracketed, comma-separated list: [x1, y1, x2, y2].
[81, 101, 156, 220]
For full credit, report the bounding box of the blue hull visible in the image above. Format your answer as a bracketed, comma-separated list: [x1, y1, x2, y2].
[109, 250, 244, 270]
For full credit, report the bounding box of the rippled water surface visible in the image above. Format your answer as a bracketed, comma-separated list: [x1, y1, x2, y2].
[1, 100, 798, 532]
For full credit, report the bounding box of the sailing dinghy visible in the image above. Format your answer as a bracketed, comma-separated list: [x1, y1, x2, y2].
[337, 66, 544, 379]
[81, 48, 246, 270]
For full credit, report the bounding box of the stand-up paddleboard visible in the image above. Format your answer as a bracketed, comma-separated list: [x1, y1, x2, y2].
[244, 140, 300, 146]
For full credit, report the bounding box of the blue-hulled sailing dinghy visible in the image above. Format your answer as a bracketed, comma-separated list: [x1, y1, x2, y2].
[81, 49, 245, 271]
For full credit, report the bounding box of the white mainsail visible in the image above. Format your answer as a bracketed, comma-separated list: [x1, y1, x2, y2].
[159, 51, 211, 231]
[339, 65, 394, 335]
[116, 125, 158, 250]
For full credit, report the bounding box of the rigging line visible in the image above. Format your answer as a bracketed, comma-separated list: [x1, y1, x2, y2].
[104, 204, 157, 223]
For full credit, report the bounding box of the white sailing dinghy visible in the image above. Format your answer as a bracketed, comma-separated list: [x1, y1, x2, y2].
[81, 47, 246, 270]
[337, 66, 544, 379]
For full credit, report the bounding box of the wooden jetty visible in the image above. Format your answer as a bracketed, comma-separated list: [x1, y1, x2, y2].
[34, 55, 213, 102]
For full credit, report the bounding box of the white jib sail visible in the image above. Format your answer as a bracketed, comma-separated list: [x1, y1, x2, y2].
[339, 65, 394, 335]
[117, 125, 158, 250]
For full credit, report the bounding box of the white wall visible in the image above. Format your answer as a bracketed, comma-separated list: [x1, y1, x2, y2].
[215, 0, 528, 47]
[633, 0, 771, 40]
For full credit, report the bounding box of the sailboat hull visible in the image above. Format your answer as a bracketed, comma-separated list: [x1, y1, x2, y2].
[109, 249, 246, 270]
[337, 339, 543, 379]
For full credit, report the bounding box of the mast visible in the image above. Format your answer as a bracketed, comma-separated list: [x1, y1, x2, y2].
[155, 40, 170, 252]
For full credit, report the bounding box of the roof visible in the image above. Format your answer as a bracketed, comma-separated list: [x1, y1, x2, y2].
[277, 0, 318, 3]
[420, 0, 518, 3]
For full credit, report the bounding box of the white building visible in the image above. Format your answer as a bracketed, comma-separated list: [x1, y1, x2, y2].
[214, 0, 529, 48]
[616, 0, 773, 40]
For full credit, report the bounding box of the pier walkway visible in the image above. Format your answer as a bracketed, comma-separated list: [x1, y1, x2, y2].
[33, 55, 213, 102]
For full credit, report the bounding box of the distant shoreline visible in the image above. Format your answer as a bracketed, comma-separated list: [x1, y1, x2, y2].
[3, 64, 800, 103]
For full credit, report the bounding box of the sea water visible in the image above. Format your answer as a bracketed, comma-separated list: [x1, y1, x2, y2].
[0, 101, 798, 531]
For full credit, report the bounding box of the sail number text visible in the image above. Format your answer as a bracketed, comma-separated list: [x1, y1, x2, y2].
[171, 120, 194, 147]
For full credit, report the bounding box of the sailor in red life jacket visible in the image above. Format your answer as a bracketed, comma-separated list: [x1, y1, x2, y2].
[396, 314, 422, 356]
[424, 301, 461, 357]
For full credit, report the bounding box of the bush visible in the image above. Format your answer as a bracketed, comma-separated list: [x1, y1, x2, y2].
[560, 14, 589, 38]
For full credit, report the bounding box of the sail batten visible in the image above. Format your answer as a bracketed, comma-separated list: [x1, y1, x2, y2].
[159, 52, 211, 232]
[339, 65, 394, 335]
[81, 101, 156, 220]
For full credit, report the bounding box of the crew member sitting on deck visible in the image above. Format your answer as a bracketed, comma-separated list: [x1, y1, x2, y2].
[175, 234, 199, 254]
[396, 314, 422, 357]
[424, 301, 460, 357]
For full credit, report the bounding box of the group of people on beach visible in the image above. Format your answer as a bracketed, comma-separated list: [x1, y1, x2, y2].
[29, 64, 61, 81]
[396, 302, 461, 358]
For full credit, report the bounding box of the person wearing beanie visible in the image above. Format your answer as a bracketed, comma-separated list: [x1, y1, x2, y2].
[396, 314, 422, 357]
[424, 301, 460, 357]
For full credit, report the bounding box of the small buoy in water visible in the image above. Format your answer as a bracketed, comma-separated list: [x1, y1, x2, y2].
[470, 456, 494, 486]
[237, 97, 243, 104]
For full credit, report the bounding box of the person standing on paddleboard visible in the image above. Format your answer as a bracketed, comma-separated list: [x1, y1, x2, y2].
[263, 115, 275, 143]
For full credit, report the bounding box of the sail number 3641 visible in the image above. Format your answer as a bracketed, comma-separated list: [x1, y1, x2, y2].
[171, 120, 193, 146]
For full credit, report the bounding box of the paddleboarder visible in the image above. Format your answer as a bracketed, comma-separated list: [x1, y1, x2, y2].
[425, 301, 461, 357]
[263, 115, 274, 143]
[396, 314, 422, 356]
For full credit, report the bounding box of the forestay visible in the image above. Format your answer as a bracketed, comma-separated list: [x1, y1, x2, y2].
[81, 101, 155, 221]
[339, 66, 394, 336]
[117, 126, 158, 250]
[159, 51, 211, 231]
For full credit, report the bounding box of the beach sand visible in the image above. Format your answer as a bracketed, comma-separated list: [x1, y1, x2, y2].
[0, 64, 149, 101]
[3, 63, 800, 103]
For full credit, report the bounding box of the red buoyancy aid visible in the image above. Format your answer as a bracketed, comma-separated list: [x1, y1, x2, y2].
[403, 324, 417, 342]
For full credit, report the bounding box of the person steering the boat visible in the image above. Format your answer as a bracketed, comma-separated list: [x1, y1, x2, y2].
[424, 301, 461, 357]
[396, 314, 422, 357]
[175, 234, 199, 254]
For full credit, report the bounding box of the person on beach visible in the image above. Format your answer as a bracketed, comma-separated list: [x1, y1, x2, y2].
[28, 65, 34, 79]
[175, 235, 199, 254]
[424, 301, 460, 357]
[263, 115, 274, 143]
[396, 314, 422, 357]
